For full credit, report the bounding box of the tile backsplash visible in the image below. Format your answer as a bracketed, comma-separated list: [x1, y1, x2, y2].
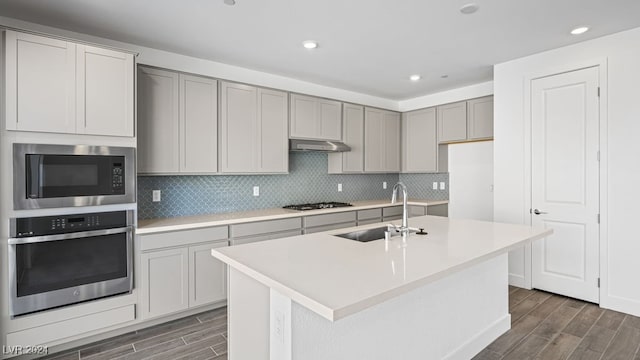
[138, 152, 449, 219]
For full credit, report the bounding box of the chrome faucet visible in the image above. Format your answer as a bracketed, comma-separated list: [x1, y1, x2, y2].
[390, 182, 410, 237]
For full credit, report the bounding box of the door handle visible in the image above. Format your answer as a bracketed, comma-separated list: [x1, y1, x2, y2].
[533, 209, 548, 215]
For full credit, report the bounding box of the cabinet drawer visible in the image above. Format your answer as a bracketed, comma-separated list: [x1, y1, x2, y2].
[357, 218, 381, 226]
[140, 226, 228, 251]
[304, 222, 357, 234]
[383, 215, 402, 222]
[409, 205, 427, 217]
[231, 229, 302, 246]
[357, 208, 382, 221]
[6, 304, 135, 347]
[230, 218, 301, 238]
[303, 211, 356, 228]
[382, 206, 403, 217]
[427, 204, 449, 217]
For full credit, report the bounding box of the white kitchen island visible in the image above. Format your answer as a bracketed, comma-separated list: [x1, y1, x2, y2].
[211, 215, 551, 360]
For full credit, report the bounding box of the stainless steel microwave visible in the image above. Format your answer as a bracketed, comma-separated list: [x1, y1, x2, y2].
[13, 144, 136, 210]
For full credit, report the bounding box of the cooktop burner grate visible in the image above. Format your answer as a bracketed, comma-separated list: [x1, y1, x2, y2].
[283, 202, 353, 211]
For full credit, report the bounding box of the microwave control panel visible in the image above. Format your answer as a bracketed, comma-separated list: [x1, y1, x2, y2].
[111, 162, 125, 193]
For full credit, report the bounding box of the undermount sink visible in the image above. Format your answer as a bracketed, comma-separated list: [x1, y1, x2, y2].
[335, 226, 416, 243]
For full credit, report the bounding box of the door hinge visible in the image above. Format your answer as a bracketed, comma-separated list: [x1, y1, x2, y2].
[529, 208, 532, 214]
[597, 278, 600, 288]
[597, 214, 600, 224]
[597, 151, 600, 162]
[597, 87, 600, 97]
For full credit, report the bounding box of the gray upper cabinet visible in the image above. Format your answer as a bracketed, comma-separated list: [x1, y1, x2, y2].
[364, 107, 400, 173]
[137, 66, 217, 174]
[436, 96, 493, 144]
[289, 93, 342, 141]
[5, 30, 134, 136]
[179, 74, 218, 173]
[220, 81, 288, 173]
[137, 67, 180, 173]
[467, 96, 494, 140]
[402, 107, 437, 173]
[328, 103, 364, 173]
[437, 101, 467, 143]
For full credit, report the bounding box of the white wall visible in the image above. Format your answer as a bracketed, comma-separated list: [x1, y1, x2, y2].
[494, 26, 640, 316]
[0, 16, 397, 111]
[448, 141, 494, 221]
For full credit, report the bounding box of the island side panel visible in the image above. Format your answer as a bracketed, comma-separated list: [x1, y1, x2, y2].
[290, 254, 510, 360]
[228, 268, 270, 360]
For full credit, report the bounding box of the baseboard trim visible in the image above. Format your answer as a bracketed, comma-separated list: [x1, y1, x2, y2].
[443, 314, 511, 360]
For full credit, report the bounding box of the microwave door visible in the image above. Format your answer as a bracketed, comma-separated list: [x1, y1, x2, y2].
[26, 155, 43, 199]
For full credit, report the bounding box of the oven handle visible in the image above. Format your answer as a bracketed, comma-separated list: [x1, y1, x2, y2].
[8, 226, 133, 245]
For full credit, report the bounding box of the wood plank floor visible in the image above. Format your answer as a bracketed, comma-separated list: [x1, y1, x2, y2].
[40, 287, 640, 360]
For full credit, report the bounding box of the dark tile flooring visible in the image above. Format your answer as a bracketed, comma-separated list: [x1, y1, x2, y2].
[39, 307, 227, 360]
[475, 286, 640, 360]
[39, 286, 640, 360]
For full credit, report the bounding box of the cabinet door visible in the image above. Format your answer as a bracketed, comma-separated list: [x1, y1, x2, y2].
[258, 88, 288, 172]
[179, 74, 218, 173]
[467, 96, 494, 140]
[5, 31, 76, 133]
[383, 111, 401, 172]
[318, 99, 342, 141]
[76, 45, 134, 136]
[402, 108, 437, 172]
[364, 107, 384, 172]
[289, 94, 317, 139]
[140, 248, 189, 319]
[289, 94, 342, 141]
[220, 82, 257, 173]
[342, 104, 365, 172]
[409, 205, 427, 217]
[137, 67, 179, 173]
[437, 101, 467, 143]
[189, 242, 227, 308]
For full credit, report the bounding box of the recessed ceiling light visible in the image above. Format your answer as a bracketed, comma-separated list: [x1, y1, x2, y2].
[409, 74, 421, 81]
[570, 26, 589, 35]
[459, 3, 479, 14]
[302, 40, 318, 49]
[441, 74, 449, 79]
[223, 0, 236, 5]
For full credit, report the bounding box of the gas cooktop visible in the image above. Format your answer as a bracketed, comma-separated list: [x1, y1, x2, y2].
[283, 202, 353, 211]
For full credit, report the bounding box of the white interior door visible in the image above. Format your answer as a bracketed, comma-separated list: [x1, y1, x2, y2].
[531, 66, 600, 303]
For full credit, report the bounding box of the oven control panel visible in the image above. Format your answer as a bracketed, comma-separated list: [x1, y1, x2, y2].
[11, 211, 129, 237]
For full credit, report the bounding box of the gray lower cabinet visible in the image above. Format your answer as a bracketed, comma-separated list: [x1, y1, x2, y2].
[409, 205, 427, 217]
[303, 211, 357, 234]
[138, 226, 228, 320]
[402, 108, 438, 172]
[427, 204, 449, 217]
[382, 206, 403, 222]
[364, 107, 401, 172]
[357, 208, 382, 225]
[220, 81, 288, 173]
[230, 218, 302, 245]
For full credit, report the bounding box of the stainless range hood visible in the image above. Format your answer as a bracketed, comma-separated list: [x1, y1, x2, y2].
[289, 139, 351, 152]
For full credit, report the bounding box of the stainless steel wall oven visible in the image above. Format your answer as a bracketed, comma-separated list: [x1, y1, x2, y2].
[8, 210, 134, 317]
[13, 143, 135, 210]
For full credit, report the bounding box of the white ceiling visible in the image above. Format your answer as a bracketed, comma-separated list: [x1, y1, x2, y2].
[1, 0, 639, 100]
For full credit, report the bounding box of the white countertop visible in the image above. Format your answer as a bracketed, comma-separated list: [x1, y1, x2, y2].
[212, 215, 551, 321]
[136, 199, 448, 234]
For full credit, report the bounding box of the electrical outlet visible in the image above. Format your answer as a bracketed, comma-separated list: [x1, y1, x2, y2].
[253, 186, 260, 196]
[440, 182, 446, 190]
[152, 190, 161, 202]
[383, 181, 387, 189]
[338, 183, 343, 192]
[432, 182, 438, 190]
